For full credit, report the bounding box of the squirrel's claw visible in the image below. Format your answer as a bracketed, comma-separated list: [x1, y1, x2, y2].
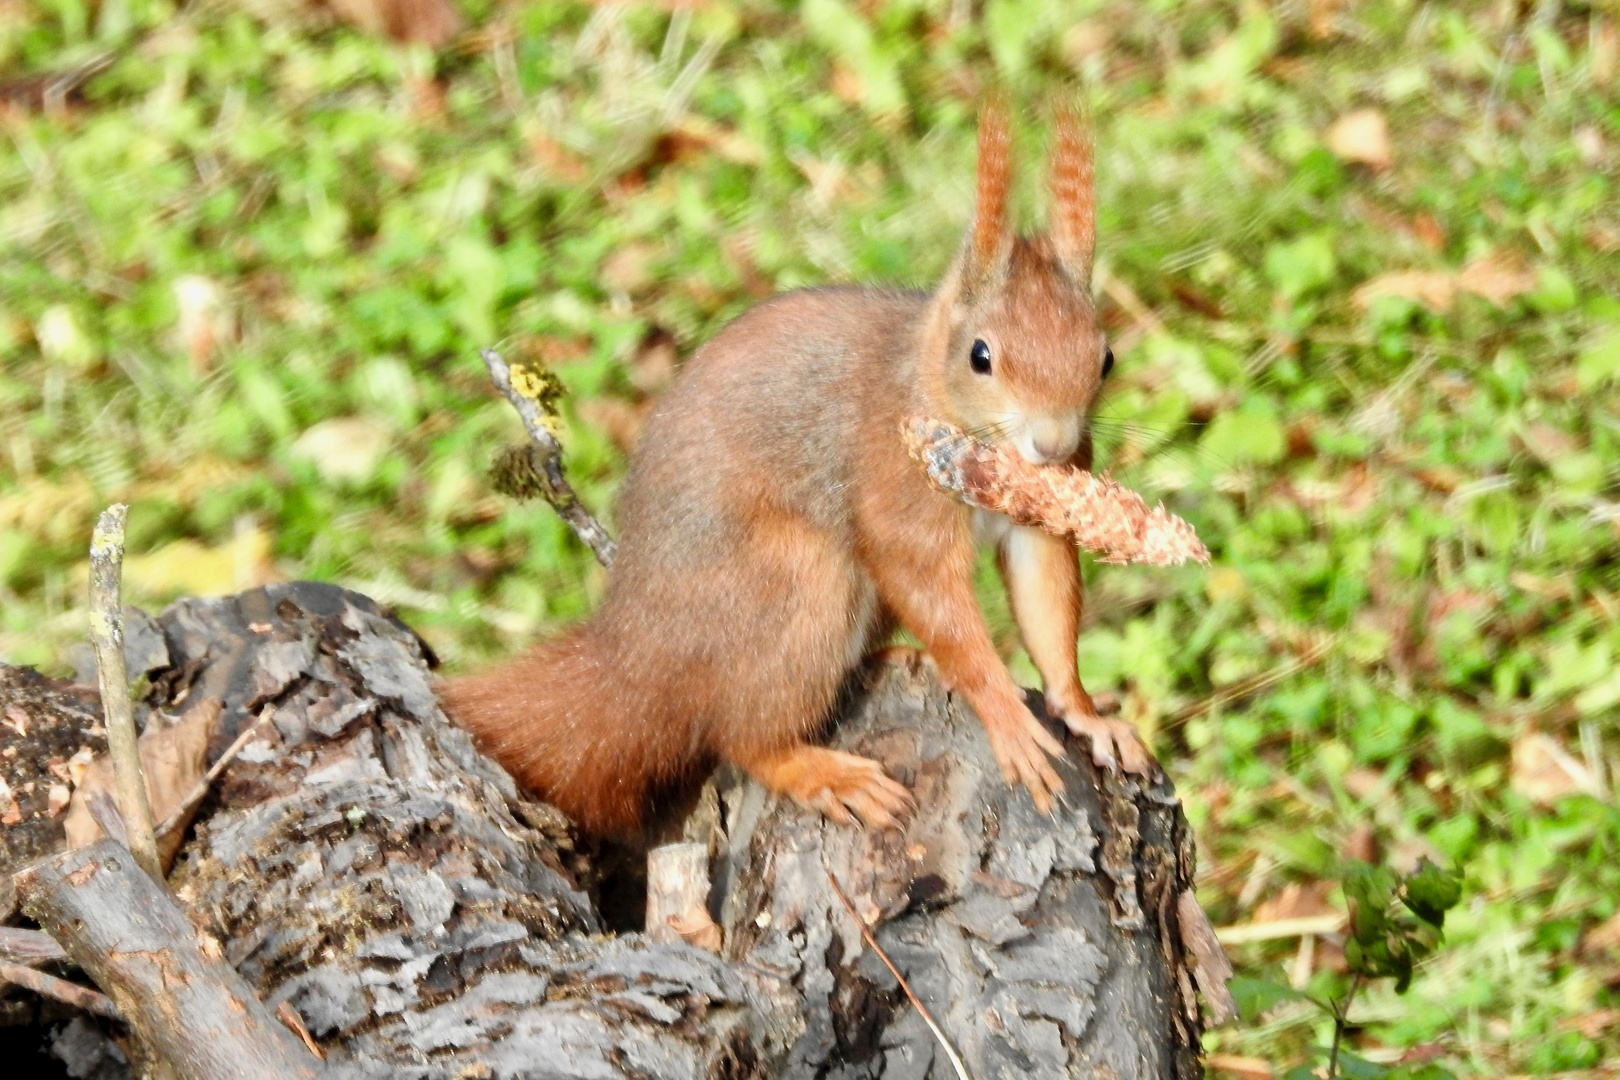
[772, 747, 914, 831]
[984, 707, 1067, 815]
[1059, 711, 1154, 777]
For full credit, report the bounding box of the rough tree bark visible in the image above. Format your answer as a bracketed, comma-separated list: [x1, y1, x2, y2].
[714, 663, 1204, 1080]
[1, 582, 1221, 1079]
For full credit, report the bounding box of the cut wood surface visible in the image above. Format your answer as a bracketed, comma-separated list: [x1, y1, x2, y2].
[1, 581, 1228, 1078]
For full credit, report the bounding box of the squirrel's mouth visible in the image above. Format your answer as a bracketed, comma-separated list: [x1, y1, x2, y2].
[940, 414, 1088, 468]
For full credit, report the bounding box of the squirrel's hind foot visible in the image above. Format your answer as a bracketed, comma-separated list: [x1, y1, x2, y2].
[746, 745, 913, 830]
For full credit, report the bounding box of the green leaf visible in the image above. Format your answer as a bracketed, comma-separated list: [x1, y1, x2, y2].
[1387, 1066, 1459, 1080]
[1199, 403, 1288, 469]
[1264, 232, 1337, 299]
[1576, 326, 1620, 390]
[1228, 975, 1305, 1022]
[1343, 862, 1398, 943]
[1401, 859, 1462, 929]
[1338, 1050, 1392, 1080]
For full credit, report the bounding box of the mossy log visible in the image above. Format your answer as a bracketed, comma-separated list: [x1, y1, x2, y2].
[1, 581, 1224, 1078]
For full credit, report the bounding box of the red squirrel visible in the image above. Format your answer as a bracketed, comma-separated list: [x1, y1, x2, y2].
[445, 103, 1150, 838]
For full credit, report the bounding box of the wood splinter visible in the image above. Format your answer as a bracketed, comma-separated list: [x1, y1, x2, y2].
[902, 417, 1210, 566]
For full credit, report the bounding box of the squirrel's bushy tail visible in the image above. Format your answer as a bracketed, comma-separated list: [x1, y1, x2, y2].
[442, 627, 655, 837]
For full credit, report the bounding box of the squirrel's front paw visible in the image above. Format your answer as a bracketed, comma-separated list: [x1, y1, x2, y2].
[982, 706, 1067, 815]
[1057, 709, 1154, 776]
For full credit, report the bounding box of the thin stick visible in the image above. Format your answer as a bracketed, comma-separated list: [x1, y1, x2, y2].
[1327, 973, 1362, 1079]
[0, 927, 69, 967]
[0, 960, 121, 1019]
[156, 703, 259, 839]
[481, 347, 618, 568]
[825, 869, 972, 1080]
[88, 504, 162, 883]
[276, 1001, 325, 1060]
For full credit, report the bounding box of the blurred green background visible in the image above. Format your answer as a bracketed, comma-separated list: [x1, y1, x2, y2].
[2, 0, 1618, 1075]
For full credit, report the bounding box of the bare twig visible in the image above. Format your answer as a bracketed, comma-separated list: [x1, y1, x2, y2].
[1214, 913, 1345, 945]
[88, 504, 162, 882]
[0, 927, 69, 967]
[826, 869, 971, 1080]
[0, 960, 121, 1019]
[156, 702, 259, 839]
[277, 1001, 326, 1060]
[1327, 973, 1363, 1079]
[480, 347, 618, 567]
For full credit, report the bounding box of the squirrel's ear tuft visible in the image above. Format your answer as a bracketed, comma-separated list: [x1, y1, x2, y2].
[968, 96, 1014, 285]
[1048, 103, 1095, 286]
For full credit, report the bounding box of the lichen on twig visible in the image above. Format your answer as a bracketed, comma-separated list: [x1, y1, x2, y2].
[481, 347, 618, 568]
[901, 417, 1210, 566]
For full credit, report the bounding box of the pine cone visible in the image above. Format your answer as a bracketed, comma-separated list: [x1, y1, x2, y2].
[901, 417, 1209, 566]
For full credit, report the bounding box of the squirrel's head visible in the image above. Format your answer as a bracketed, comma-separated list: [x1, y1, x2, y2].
[924, 102, 1109, 467]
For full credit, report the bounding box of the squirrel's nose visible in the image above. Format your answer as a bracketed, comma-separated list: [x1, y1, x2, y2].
[1020, 417, 1081, 465]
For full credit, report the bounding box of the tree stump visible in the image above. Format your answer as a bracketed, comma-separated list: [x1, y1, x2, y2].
[1, 582, 1222, 1079]
[717, 665, 1204, 1080]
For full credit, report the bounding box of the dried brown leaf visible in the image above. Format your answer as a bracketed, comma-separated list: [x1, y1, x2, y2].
[1510, 731, 1600, 806]
[64, 698, 220, 867]
[1353, 270, 1456, 311]
[1326, 108, 1392, 170]
[666, 904, 723, 952]
[1456, 251, 1537, 307]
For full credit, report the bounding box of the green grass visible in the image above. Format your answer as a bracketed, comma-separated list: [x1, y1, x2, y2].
[3, 1, 1618, 1075]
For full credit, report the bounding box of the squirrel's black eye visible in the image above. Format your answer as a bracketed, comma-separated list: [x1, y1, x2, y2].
[1101, 347, 1115, 378]
[970, 339, 992, 375]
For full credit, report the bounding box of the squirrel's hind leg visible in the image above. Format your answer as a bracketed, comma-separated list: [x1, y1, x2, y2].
[707, 515, 911, 830]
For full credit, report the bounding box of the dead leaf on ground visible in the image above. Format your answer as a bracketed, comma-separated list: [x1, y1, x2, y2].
[290, 417, 390, 487]
[526, 130, 589, 184]
[64, 698, 221, 868]
[1252, 880, 1338, 924]
[1560, 1009, 1620, 1039]
[630, 334, 679, 395]
[0, 775, 20, 826]
[1411, 212, 1446, 251]
[666, 114, 764, 167]
[601, 243, 663, 296]
[1354, 251, 1536, 312]
[1583, 911, 1620, 954]
[577, 397, 649, 454]
[1456, 251, 1537, 306]
[1354, 270, 1456, 311]
[1518, 423, 1583, 465]
[667, 904, 723, 952]
[1206, 1053, 1274, 1079]
[324, 0, 461, 47]
[1326, 108, 1392, 170]
[172, 275, 235, 376]
[121, 526, 278, 599]
[1511, 731, 1601, 806]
